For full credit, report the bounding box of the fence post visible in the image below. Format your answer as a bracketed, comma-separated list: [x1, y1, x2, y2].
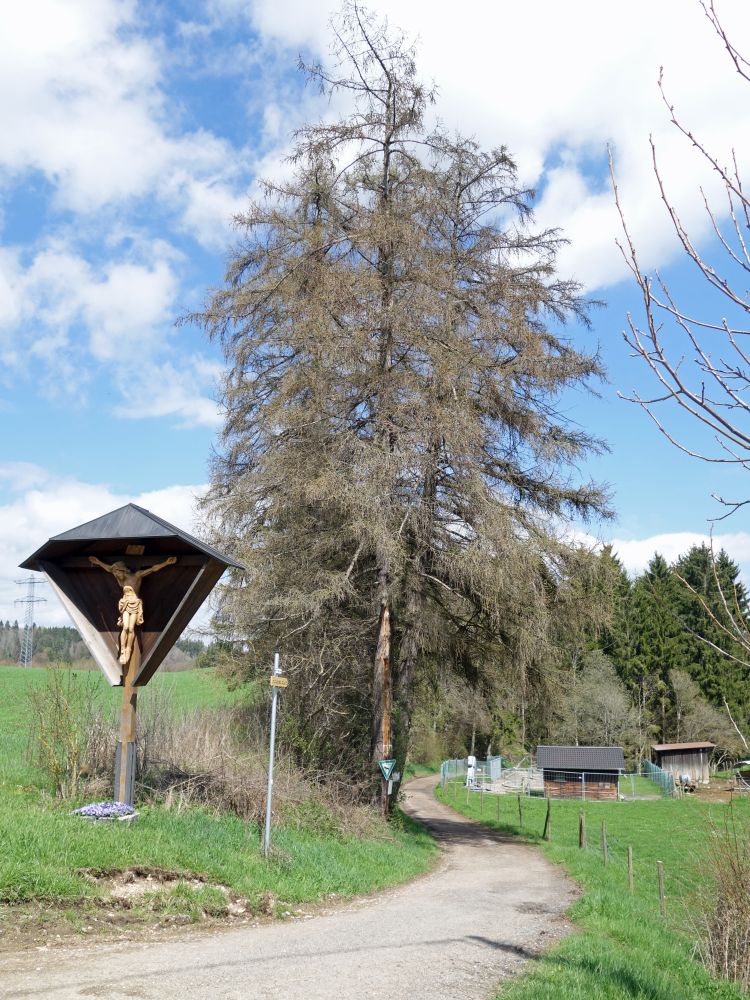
[579, 813, 586, 849]
[517, 793, 523, 829]
[480, 786, 484, 816]
[543, 798, 551, 840]
[496, 793, 500, 823]
[601, 819, 608, 865]
[657, 861, 666, 916]
[628, 846, 634, 893]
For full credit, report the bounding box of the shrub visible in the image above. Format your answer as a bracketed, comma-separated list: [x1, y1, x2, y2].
[26, 667, 101, 798]
[26, 667, 381, 837]
[693, 805, 750, 991]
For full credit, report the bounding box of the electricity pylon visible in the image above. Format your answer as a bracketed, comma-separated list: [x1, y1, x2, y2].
[14, 576, 46, 667]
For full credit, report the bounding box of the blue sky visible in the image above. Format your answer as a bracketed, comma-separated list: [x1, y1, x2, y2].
[3, 0, 750, 625]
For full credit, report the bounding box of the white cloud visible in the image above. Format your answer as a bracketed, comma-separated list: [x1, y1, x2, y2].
[576, 528, 750, 582]
[112, 356, 223, 429]
[171, 172, 248, 250]
[0, 232, 225, 425]
[0, 0, 247, 244]
[80, 256, 179, 362]
[0, 238, 182, 389]
[247, 0, 750, 290]
[0, 465, 207, 627]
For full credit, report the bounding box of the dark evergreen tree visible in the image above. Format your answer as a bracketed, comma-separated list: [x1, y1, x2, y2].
[673, 544, 750, 722]
[597, 546, 638, 682]
[628, 554, 683, 741]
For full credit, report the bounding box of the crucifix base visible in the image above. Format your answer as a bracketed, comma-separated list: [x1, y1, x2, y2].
[114, 643, 139, 806]
[114, 740, 136, 806]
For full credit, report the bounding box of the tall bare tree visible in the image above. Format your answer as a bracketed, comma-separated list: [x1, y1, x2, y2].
[614, 2, 750, 508]
[192, 4, 610, 796]
[613, 1, 750, 679]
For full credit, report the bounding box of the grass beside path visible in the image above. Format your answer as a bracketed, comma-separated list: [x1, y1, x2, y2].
[0, 667, 436, 936]
[0, 786, 434, 907]
[437, 780, 746, 1000]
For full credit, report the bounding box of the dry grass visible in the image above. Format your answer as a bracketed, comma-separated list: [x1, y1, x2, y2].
[27, 667, 381, 839]
[692, 806, 750, 991]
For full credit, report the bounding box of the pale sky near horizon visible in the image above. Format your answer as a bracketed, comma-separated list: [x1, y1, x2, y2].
[3, 0, 750, 626]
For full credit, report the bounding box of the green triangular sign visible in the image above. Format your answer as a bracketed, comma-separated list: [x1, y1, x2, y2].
[379, 759, 396, 781]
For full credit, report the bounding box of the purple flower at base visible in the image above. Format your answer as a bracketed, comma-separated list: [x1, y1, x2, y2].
[72, 801, 135, 819]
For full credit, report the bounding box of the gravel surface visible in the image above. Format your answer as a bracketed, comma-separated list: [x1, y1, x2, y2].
[1, 776, 576, 1000]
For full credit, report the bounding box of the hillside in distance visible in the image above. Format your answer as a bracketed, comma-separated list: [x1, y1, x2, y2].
[0, 622, 204, 672]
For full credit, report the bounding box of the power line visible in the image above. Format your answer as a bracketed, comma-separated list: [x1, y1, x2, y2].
[14, 576, 46, 668]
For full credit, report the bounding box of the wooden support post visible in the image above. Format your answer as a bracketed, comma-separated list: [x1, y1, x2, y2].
[579, 813, 587, 849]
[374, 599, 392, 818]
[657, 861, 666, 916]
[517, 793, 523, 829]
[115, 642, 139, 805]
[543, 797, 551, 841]
[628, 846, 634, 893]
[601, 819, 608, 866]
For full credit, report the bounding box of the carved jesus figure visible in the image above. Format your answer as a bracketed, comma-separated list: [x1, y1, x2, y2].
[88, 555, 177, 666]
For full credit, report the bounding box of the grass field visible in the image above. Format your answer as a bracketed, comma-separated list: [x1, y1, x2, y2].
[0, 666, 241, 786]
[0, 666, 436, 933]
[619, 773, 665, 798]
[438, 780, 747, 999]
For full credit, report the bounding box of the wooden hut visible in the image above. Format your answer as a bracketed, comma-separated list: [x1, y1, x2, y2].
[651, 741, 714, 784]
[536, 745, 625, 801]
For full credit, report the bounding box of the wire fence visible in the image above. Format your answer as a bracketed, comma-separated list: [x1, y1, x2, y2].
[440, 758, 676, 800]
[439, 756, 503, 787]
[641, 758, 676, 796]
[441, 782, 701, 922]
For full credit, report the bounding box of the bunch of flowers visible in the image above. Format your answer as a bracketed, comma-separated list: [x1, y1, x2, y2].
[71, 801, 135, 819]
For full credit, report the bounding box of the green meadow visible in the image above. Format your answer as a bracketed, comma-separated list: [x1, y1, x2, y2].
[438, 780, 747, 1000]
[0, 666, 435, 927]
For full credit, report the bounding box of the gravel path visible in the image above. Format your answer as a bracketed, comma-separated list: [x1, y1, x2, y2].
[1, 776, 576, 1000]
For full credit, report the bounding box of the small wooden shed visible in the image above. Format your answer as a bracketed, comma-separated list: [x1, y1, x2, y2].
[651, 741, 714, 784]
[536, 745, 625, 801]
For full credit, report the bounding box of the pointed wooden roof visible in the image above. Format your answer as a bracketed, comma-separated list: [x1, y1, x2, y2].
[19, 504, 243, 687]
[20, 503, 243, 570]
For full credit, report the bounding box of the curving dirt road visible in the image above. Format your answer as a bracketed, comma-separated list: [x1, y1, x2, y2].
[1, 776, 576, 1000]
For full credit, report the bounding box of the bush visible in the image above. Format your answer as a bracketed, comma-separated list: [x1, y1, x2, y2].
[693, 805, 750, 991]
[26, 667, 101, 798]
[26, 667, 380, 837]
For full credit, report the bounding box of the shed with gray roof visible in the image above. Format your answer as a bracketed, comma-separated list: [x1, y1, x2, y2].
[536, 745, 625, 800]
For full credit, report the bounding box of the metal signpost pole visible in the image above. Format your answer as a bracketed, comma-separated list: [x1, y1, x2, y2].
[264, 652, 282, 859]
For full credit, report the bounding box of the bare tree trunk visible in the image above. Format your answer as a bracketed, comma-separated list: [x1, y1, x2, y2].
[372, 569, 393, 760]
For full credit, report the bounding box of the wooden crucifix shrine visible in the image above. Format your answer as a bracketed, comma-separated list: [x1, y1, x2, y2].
[20, 503, 243, 806]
